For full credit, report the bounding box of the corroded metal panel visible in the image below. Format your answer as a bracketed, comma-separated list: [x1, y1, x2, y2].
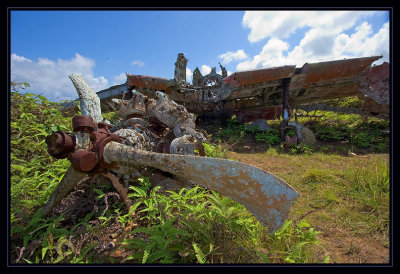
[362, 62, 389, 105]
[104, 141, 299, 233]
[360, 62, 389, 115]
[225, 100, 236, 110]
[127, 74, 171, 90]
[236, 106, 283, 122]
[289, 80, 363, 105]
[297, 56, 381, 87]
[288, 56, 387, 108]
[224, 66, 296, 86]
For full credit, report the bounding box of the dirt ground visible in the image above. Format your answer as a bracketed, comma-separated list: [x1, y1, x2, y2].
[318, 226, 389, 263]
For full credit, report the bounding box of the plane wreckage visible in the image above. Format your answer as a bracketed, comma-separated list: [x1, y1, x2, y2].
[44, 74, 299, 233]
[64, 53, 389, 142]
[65, 53, 389, 118]
[125, 53, 388, 121]
[45, 54, 389, 232]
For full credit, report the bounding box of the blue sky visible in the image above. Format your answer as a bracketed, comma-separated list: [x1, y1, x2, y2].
[10, 9, 390, 102]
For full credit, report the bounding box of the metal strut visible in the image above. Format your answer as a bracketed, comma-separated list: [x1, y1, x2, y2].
[280, 78, 291, 141]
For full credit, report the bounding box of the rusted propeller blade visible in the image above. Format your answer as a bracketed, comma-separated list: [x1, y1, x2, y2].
[103, 141, 298, 233]
[41, 166, 87, 217]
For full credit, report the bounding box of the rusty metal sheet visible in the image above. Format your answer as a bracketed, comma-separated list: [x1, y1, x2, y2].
[362, 62, 389, 105]
[225, 100, 236, 110]
[224, 66, 295, 86]
[127, 74, 171, 90]
[242, 98, 250, 108]
[360, 62, 389, 115]
[236, 106, 283, 123]
[104, 142, 298, 233]
[248, 97, 258, 108]
[299, 56, 381, 85]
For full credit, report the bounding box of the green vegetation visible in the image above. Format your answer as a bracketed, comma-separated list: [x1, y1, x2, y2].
[342, 160, 390, 235]
[10, 91, 75, 219]
[203, 96, 389, 155]
[10, 88, 390, 264]
[118, 185, 329, 264]
[254, 129, 281, 146]
[303, 111, 389, 152]
[202, 142, 229, 158]
[322, 96, 364, 109]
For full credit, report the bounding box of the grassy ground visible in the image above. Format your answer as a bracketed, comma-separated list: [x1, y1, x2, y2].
[9, 91, 390, 264]
[226, 151, 389, 263]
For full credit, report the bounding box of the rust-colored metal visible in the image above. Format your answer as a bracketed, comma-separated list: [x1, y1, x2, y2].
[168, 56, 387, 121]
[65, 54, 389, 122]
[126, 74, 171, 90]
[116, 91, 147, 120]
[45, 131, 76, 159]
[97, 121, 112, 130]
[72, 115, 96, 132]
[91, 127, 123, 171]
[70, 149, 98, 172]
[47, 116, 123, 173]
[363, 62, 389, 105]
[359, 62, 389, 115]
[236, 105, 283, 122]
[224, 66, 295, 86]
[298, 56, 381, 85]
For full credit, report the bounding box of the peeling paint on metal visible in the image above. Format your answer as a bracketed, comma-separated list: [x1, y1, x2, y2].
[103, 142, 299, 233]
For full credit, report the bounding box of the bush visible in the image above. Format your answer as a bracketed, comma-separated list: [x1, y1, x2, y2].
[254, 128, 281, 145]
[202, 142, 228, 158]
[10, 91, 73, 217]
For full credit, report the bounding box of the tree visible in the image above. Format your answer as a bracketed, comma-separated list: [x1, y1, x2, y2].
[11, 81, 30, 92]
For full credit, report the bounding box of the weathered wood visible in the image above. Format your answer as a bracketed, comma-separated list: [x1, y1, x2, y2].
[69, 74, 103, 123]
[41, 166, 87, 216]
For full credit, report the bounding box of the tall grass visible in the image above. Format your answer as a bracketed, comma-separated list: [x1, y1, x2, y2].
[344, 160, 390, 212]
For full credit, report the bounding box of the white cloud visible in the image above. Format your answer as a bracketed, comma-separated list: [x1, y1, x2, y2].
[237, 16, 389, 71]
[299, 28, 335, 57]
[131, 60, 145, 67]
[242, 10, 377, 43]
[112, 72, 127, 85]
[186, 68, 193, 83]
[11, 53, 109, 101]
[332, 22, 389, 65]
[218, 49, 248, 65]
[237, 38, 291, 71]
[200, 65, 211, 75]
[11, 53, 32, 63]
